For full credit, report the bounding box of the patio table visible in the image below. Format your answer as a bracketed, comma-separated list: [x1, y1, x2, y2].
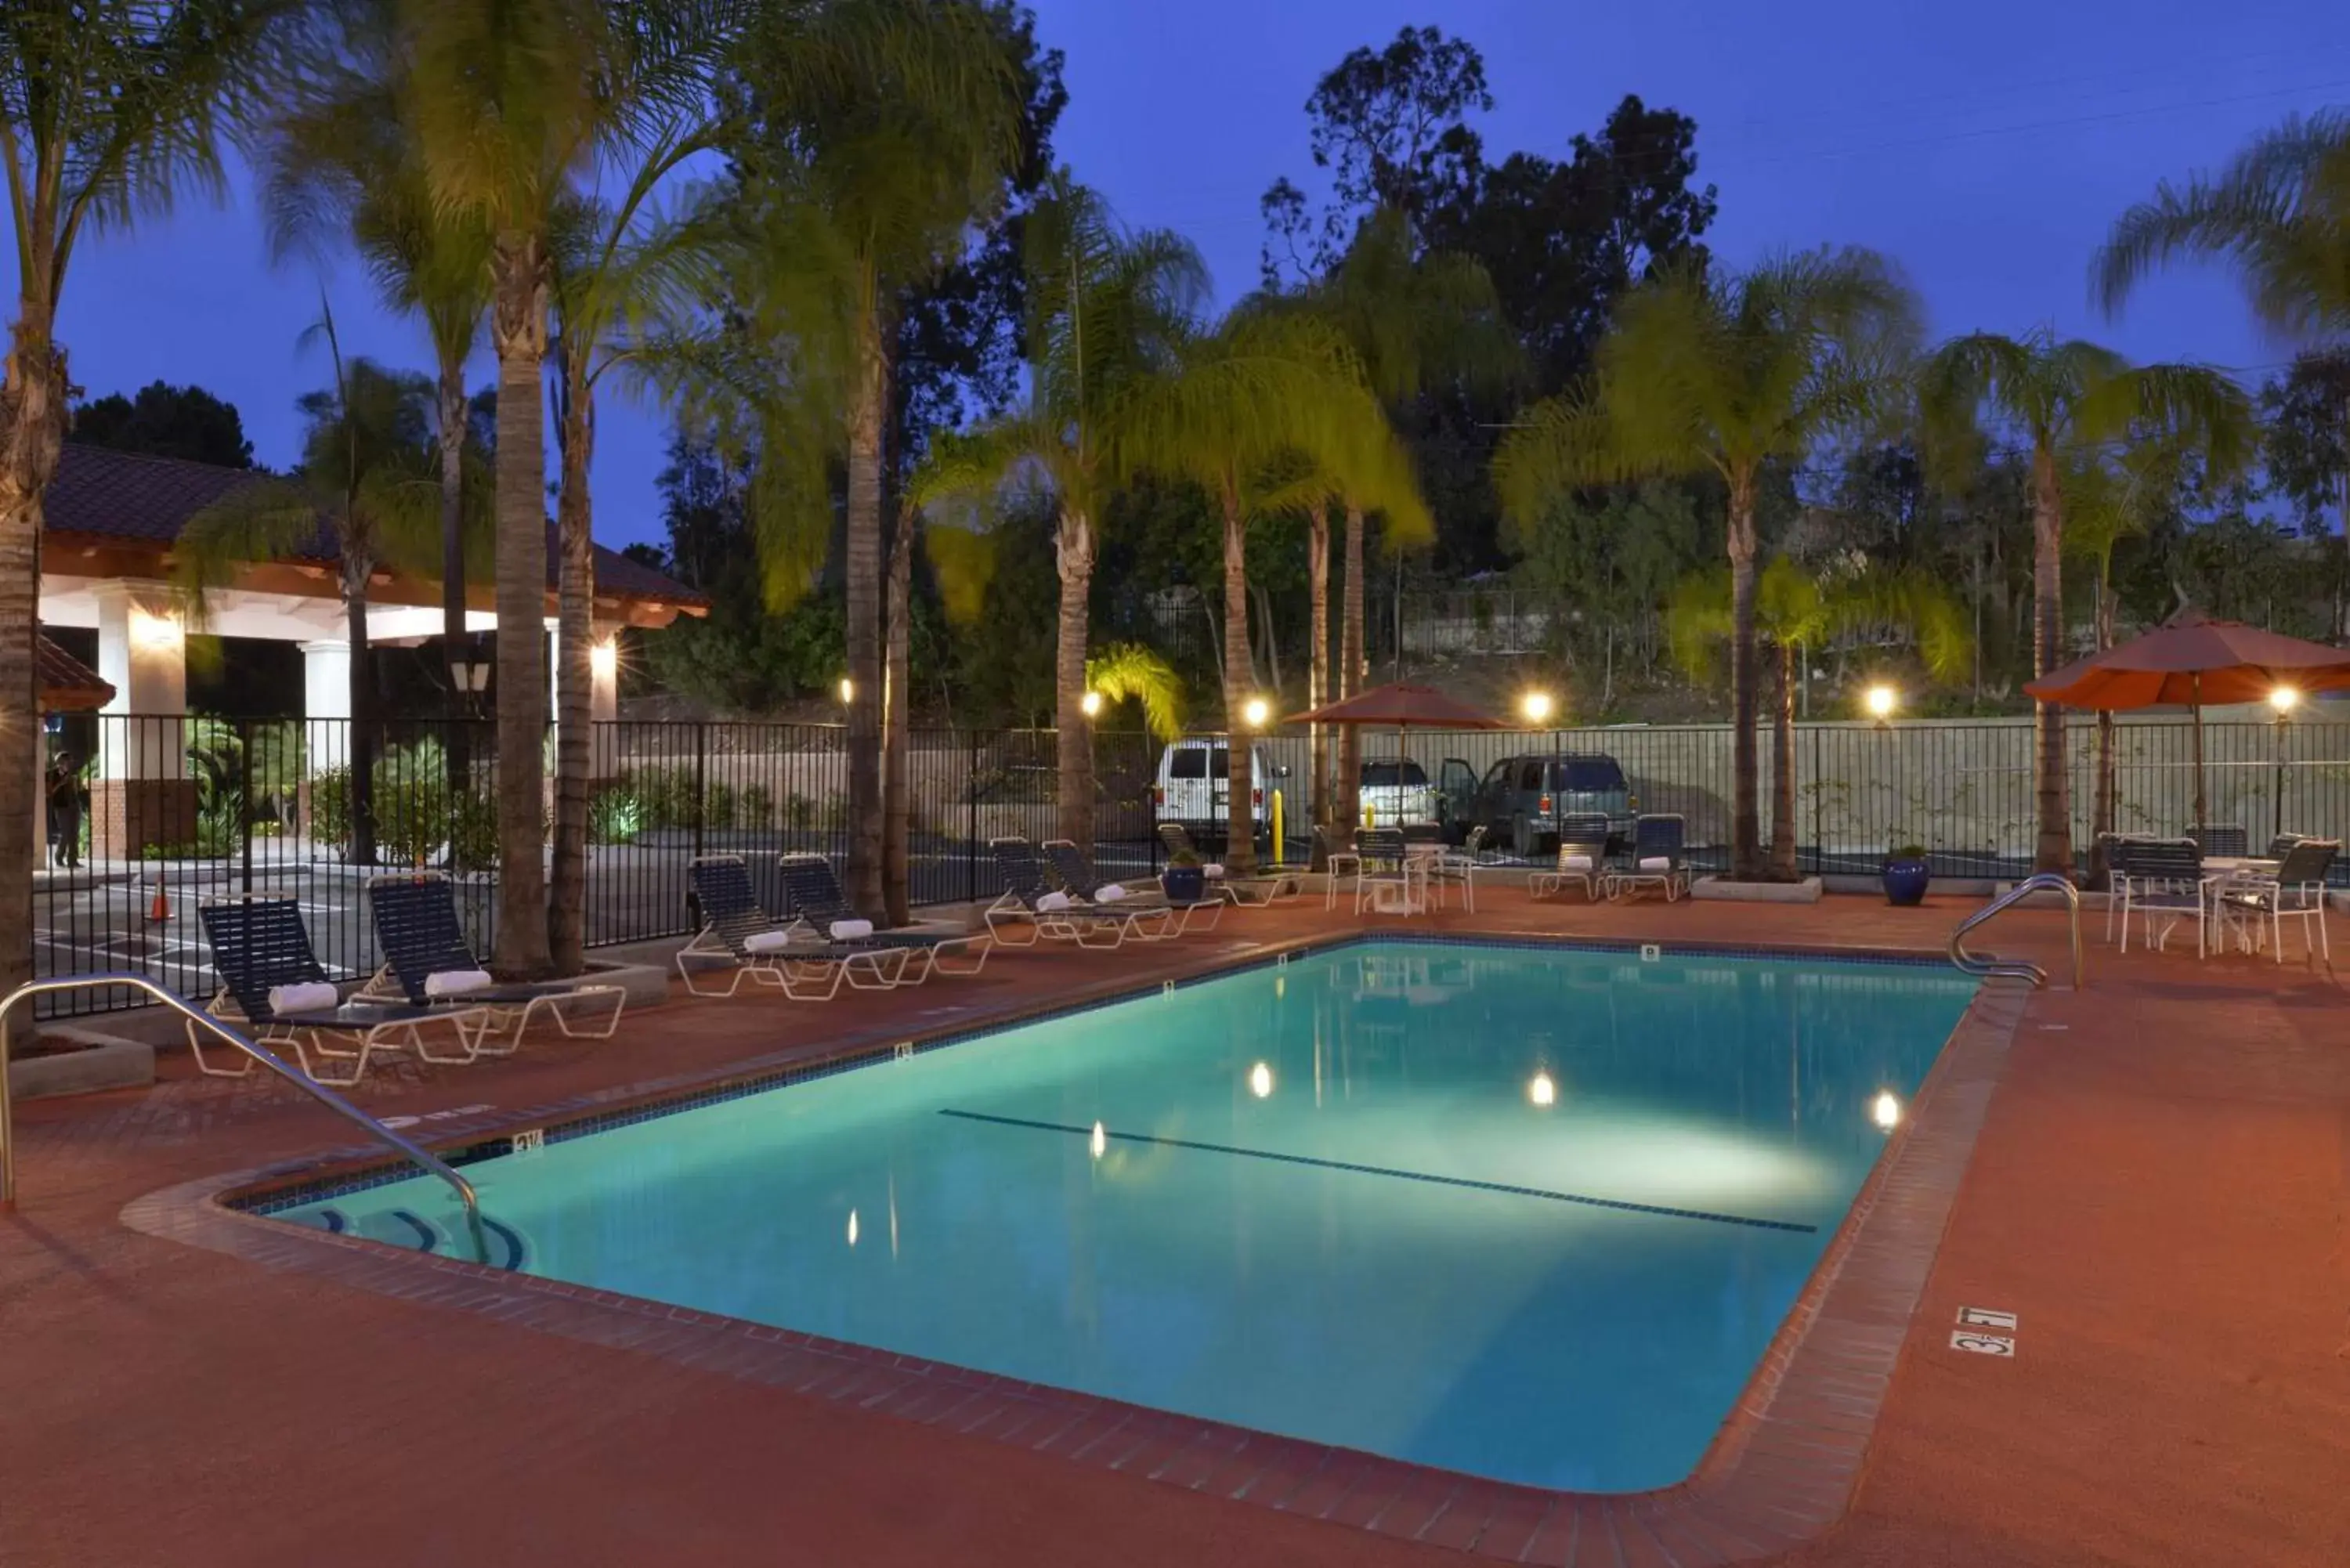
[2200, 857, 2281, 950]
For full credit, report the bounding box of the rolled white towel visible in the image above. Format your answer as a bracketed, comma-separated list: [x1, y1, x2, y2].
[267, 981, 340, 1017]
[743, 930, 797, 955]
[1560, 854, 1593, 871]
[425, 967, 494, 999]
[1637, 855, 1672, 871]
[1202, 863, 1226, 878]
[1036, 891, 1073, 912]
[1094, 883, 1130, 903]
[828, 918, 874, 941]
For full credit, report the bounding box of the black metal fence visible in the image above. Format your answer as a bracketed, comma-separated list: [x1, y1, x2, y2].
[33, 715, 1160, 1017]
[31, 710, 2350, 1016]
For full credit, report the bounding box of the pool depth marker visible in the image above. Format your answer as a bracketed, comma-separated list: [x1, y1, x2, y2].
[937, 1109, 1817, 1234]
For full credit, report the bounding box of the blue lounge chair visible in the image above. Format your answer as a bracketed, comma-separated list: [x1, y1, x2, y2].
[1043, 838, 1224, 934]
[678, 855, 908, 999]
[361, 873, 627, 1046]
[777, 852, 992, 980]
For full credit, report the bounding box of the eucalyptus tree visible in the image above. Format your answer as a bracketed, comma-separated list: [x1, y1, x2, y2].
[909, 175, 1204, 852]
[1669, 558, 1969, 880]
[1282, 206, 1516, 833]
[402, 0, 732, 974]
[1922, 331, 2252, 873]
[0, 0, 310, 994]
[715, 0, 1024, 920]
[176, 333, 447, 866]
[1111, 306, 1420, 873]
[1497, 249, 1920, 880]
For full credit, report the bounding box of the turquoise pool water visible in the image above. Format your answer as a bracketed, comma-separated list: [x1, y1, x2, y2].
[278, 941, 1976, 1492]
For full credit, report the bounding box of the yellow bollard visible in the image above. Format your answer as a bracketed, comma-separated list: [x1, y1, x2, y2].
[1271, 788, 1285, 866]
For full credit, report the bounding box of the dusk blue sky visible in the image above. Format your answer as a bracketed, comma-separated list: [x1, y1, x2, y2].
[31, 0, 2350, 553]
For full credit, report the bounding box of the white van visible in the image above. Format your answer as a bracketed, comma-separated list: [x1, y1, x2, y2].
[1152, 736, 1278, 850]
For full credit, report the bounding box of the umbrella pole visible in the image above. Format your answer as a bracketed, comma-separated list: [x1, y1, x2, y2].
[2191, 672, 2207, 835]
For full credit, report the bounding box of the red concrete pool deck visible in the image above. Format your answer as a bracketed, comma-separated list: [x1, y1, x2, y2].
[4, 890, 2346, 1566]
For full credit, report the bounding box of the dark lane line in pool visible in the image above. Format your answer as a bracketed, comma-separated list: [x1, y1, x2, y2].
[935, 1109, 1818, 1234]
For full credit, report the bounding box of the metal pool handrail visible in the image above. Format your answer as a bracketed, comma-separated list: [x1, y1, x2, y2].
[0, 973, 490, 1264]
[1948, 873, 2083, 990]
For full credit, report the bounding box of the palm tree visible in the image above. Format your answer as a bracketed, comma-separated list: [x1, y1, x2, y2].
[2096, 110, 2350, 345]
[258, 13, 494, 791]
[1085, 642, 1186, 744]
[1110, 306, 1418, 873]
[908, 175, 1205, 854]
[1498, 250, 1921, 880]
[712, 0, 1023, 921]
[544, 162, 725, 973]
[1280, 207, 1515, 835]
[0, 2, 306, 996]
[1670, 558, 1970, 878]
[2061, 392, 2255, 878]
[1922, 331, 2251, 873]
[176, 331, 447, 866]
[402, 0, 725, 975]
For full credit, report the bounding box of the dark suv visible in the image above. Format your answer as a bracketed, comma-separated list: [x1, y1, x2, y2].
[1470, 753, 1636, 857]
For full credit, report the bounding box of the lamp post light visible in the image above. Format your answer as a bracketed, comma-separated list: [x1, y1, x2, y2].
[1241, 695, 1271, 730]
[1520, 690, 1558, 853]
[1864, 683, 1898, 728]
[837, 677, 854, 706]
[2270, 685, 2299, 841]
[1080, 689, 1104, 720]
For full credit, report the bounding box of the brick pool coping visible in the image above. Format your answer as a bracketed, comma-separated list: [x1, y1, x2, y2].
[119, 934, 2031, 1565]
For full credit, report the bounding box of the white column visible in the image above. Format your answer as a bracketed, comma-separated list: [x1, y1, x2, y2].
[302, 639, 352, 776]
[93, 581, 186, 781]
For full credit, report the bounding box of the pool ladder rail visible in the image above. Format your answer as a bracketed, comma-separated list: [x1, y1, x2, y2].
[0, 971, 493, 1264]
[1948, 873, 2084, 990]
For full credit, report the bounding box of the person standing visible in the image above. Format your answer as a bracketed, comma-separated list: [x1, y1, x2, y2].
[45, 748, 81, 870]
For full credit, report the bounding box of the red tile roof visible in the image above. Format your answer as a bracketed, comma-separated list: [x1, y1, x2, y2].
[38, 632, 113, 710]
[45, 443, 705, 608]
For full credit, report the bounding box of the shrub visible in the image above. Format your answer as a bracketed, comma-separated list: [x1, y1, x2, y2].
[590, 787, 645, 845]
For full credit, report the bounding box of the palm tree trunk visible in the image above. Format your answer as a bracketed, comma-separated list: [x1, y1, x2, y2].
[487, 233, 552, 977]
[2090, 564, 2117, 888]
[1221, 477, 1257, 875]
[437, 359, 471, 804]
[0, 310, 67, 999]
[1769, 636, 1798, 880]
[1054, 508, 1094, 851]
[1337, 504, 1366, 832]
[1727, 472, 1762, 880]
[2030, 444, 2070, 875]
[843, 306, 888, 919]
[549, 369, 594, 974]
[1307, 500, 1330, 857]
[344, 565, 378, 868]
[882, 493, 913, 927]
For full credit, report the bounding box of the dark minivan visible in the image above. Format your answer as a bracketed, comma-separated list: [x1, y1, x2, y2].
[1471, 753, 1636, 856]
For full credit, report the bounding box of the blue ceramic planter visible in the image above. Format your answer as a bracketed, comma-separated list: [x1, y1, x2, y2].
[1882, 858, 1931, 907]
[1162, 865, 1207, 903]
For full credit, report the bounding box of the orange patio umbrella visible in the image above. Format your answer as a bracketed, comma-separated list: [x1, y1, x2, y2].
[2023, 609, 2350, 831]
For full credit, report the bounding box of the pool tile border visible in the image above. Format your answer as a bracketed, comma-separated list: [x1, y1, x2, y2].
[121, 933, 2032, 1563]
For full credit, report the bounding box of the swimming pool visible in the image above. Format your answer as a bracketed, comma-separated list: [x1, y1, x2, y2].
[273, 939, 1977, 1493]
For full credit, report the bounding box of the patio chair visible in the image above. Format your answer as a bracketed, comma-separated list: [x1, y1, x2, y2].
[2262, 833, 2305, 861]
[1314, 822, 1361, 909]
[1434, 825, 1529, 913]
[1043, 839, 1224, 934]
[2186, 823, 2250, 859]
[1530, 813, 1611, 901]
[197, 896, 483, 1086]
[2099, 834, 2154, 943]
[2216, 837, 2337, 965]
[2118, 838, 2208, 956]
[362, 873, 627, 1047]
[1607, 815, 1690, 902]
[988, 838, 1162, 948]
[1352, 826, 1424, 916]
[678, 855, 909, 999]
[776, 853, 992, 981]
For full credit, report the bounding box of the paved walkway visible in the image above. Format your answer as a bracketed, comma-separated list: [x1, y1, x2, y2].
[5, 891, 2345, 1566]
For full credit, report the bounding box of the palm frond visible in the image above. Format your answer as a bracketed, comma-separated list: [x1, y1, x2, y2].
[1086, 642, 1186, 742]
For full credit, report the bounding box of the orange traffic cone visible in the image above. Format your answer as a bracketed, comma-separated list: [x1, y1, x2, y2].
[148, 880, 171, 923]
